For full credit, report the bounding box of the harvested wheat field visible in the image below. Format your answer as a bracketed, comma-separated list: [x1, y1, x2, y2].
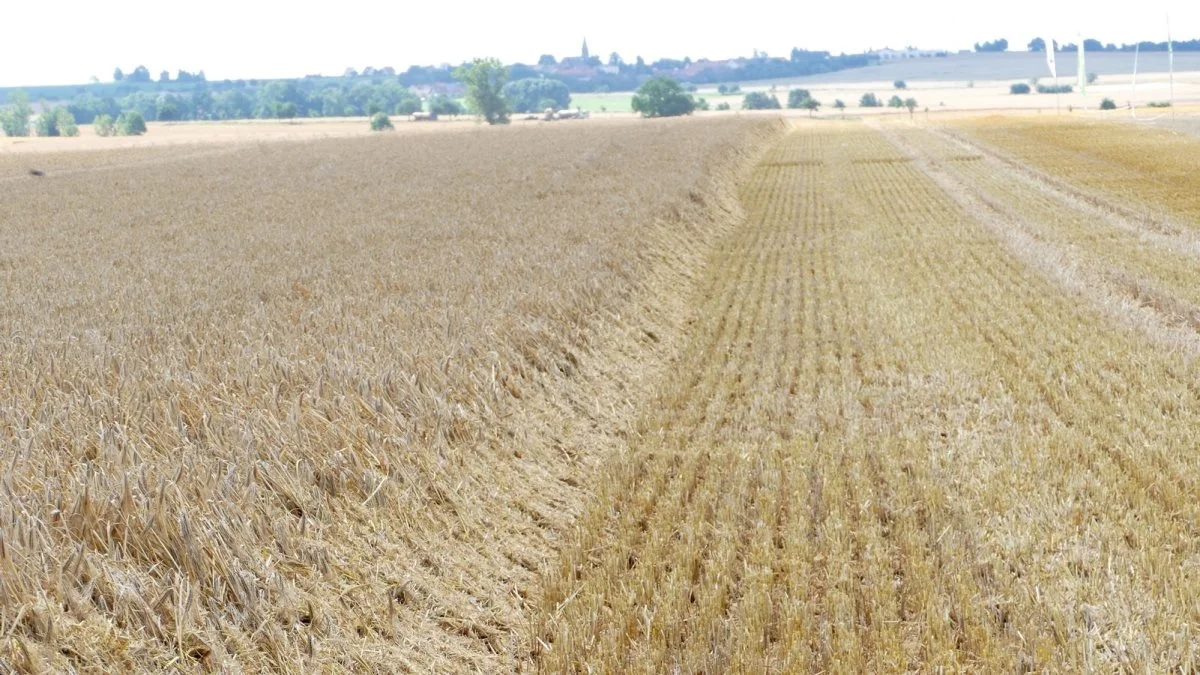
[2, 113, 1200, 673]
[533, 119, 1200, 672]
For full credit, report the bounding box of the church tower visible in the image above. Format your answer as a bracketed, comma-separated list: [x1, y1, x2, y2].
[582, 38, 590, 60]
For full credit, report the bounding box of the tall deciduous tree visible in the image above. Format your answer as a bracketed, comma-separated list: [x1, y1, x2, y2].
[453, 58, 510, 125]
[0, 91, 32, 137]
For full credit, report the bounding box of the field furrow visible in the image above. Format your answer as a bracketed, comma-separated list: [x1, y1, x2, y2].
[536, 122, 1200, 672]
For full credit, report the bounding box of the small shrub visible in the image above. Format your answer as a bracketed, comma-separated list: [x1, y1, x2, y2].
[715, 102, 731, 111]
[1036, 84, 1073, 94]
[116, 111, 147, 136]
[1099, 98, 1117, 110]
[94, 114, 115, 137]
[35, 107, 79, 137]
[1148, 101, 1172, 108]
[894, 80, 907, 89]
[833, 99, 846, 110]
[742, 92, 781, 110]
[860, 93, 881, 108]
[1087, 72, 1098, 84]
[1010, 83, 1032, 95]
[0, 91, 32, 137]
[369, 112, 394, 131]
[786, 89, 812, 109]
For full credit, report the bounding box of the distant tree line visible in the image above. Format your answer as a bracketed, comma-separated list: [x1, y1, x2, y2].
[975, 39, 1010, 53]
[527, 48, 869, 91]
[1029, 37, 1200, 52]
[59, 79, 464, 124]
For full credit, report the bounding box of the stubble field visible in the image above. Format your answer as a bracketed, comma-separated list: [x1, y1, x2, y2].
[2, 112, 1199, 672]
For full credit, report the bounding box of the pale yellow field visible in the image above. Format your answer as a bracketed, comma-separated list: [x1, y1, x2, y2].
[2, 113, 1200, 672]
[0, 116, 613, 154]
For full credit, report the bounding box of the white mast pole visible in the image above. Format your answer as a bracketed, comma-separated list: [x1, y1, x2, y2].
[1168, 14, 1176, 118]
[1131, 43, 1139, 119]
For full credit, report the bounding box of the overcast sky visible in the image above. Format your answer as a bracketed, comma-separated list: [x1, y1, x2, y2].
[1, 1, 1197, 86]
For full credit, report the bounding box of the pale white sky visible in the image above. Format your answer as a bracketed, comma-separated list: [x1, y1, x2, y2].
[0, 1, 1196, 86]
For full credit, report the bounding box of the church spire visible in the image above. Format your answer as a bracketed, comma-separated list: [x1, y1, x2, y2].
[582, 38, 590, 60]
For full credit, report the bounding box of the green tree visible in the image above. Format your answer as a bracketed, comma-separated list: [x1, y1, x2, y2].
[786, 89, 812, 108]
[428, 95, 464, 116]
[94, 114, 116, 137]
[503, 78, 571, 113]
[631, 77, 696, 118]
[35, 107, 79, 137]
[156, 96, 181, 121]
[860, 93, 881, 108]
[888, 95, 904, 108]
[393, 91, 423, 115]
[116, 110, 147, 135]
[0, 91, 33, 137]
[904, 97, 918, 117]
[130, 65, 152, 83]
[256, 81, 305, 119]
[742, 92, 781, 110]
[159, 70, 171, 83]
[1028, 37, 1046, 52]
[833, 99, 846, 110]
[189, 86, 214, 120]
[56, 108, 79, 136]
[67, 93, 117, 124]
[802, 97, 821, 117]
[716, 102, 731, 111]
[453, 58, 510, 124]
[894, 79, 907, 89]
[113, 67, 124, 81]
[213, 89, 253, 120]
[369, 112, 394, 130]
[1010, 82, 1032, 94]
[1099, 98, 1117, 110]
[277, 101, 298, 119]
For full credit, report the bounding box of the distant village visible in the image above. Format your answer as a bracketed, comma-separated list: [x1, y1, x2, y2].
[370, 40, 879, 97]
